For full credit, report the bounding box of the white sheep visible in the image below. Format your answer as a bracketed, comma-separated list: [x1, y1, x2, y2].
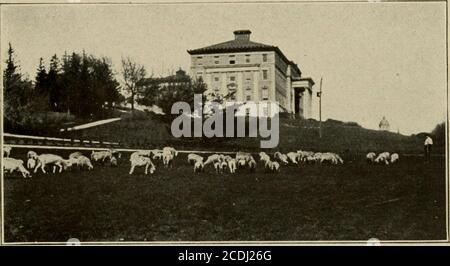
[162, 146, 178, 157]
[286, 152, 300, 164]
[390, 153, 400, 164]
[366, 152, 376, 163]
[227, 158, 237, 174]
[69, 151, 84, 159]
[35, 154, 72, 174]
[3, 158, 30, 178]
[152, 151, 164, 161]
[236, 151, 252, 162]
[162, 152, 174, 168]
[69, 155, 94, 170]
[274, 152, 289, 165]
[3, 145, 12, 158]
[205, 154, 222, 166]
[193, 160, 204, 173]
[259, 152, 271, 163]
[247, 158, 257, 172]
[27, 151, 38, 160]
[91, 150, 113, 163]
[27, 158, 36, 170]
[265, 159, 280, 172]
[129, 155, 156, 175]
[375, 152, 391, 165]
[297, 150, 315, 162]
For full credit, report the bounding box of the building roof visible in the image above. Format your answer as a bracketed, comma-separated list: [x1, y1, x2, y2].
[145, 68, 190, 85]
[187, 30, 302, 76]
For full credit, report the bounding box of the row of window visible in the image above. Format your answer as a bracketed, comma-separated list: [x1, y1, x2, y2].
[211, 87, 270, 102]
[206, 70, 269, 82]
[196, 53, 268, 65]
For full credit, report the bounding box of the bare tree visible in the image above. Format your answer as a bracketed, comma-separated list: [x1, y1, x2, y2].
[121, 57, 146, 110]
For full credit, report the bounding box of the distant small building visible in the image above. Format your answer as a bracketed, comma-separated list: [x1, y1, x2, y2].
[379, 116, 390, 131]
[145, 68, 191, 88]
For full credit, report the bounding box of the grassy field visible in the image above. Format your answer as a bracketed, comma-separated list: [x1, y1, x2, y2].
[3, 148, 446, 243]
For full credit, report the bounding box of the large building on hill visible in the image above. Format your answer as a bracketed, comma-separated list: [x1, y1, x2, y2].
[187, 30, 314, 118]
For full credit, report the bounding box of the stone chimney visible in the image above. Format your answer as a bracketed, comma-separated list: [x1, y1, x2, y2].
[234, 30, 251, 41]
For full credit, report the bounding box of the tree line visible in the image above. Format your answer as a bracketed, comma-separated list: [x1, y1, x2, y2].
[3, 44, 213, 135]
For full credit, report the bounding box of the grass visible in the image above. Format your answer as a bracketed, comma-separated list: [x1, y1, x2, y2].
[3, 148, 446, 242]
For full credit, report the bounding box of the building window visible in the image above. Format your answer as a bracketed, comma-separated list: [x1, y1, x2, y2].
[245, 54, 250, 63]
[214, 77, 219, 82]
[262, 86, 269, 100]
[246, 86, 252, 91]
[262, 70, 268, 80]
[229, 55, 235, 57]
[246, 95, 252, 101]
[197, 56, 203, 59]
[262, 54, 267, 62]
[230, 60, 235, 64]
[263, 107, 269, 116]
[231, 95, 236, 101]
[214, 61, 219, 64]
[245, 108, 250, 116]
[230, 76, 235, 82]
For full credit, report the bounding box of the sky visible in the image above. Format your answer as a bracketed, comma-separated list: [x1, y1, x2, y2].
[1, 2, 447, 135]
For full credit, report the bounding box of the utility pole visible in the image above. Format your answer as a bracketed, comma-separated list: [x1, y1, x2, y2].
[317, 77, 323, 138]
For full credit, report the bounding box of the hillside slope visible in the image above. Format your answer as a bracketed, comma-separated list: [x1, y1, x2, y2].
[61, 111, 428, 154]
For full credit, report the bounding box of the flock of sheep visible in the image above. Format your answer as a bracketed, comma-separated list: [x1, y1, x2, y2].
[366, 152, 400, 165]
[2, 144, 400, 178]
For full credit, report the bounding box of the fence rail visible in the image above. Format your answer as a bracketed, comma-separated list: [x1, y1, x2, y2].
[3, 133, 120, 148]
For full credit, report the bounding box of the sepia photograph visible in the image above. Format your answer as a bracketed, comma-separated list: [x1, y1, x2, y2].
[0, 0, 448, 246]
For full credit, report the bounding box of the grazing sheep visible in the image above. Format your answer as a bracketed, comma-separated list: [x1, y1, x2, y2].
[152, 151, 164, 161]
[27, 158, 36, 170]
[286, 152, 300, 164]
[316, 152, 341, 165]
[188, 153, 203, 165]
[3, 158, 31, 178]
[274, 152, 289, 165]
[237, 158, 247, 167]
[69, 151, 84, 159]
[68, 155, 94, 170]
[259, 152, 271, 163]
[162, 152, 174, 168]
[3, 145, 12, 157]
[129, 155, 156, 175]
[193, 160, 204, 173]
[236, 151, 252, 162]
[204, 154, 222, 166]
[91, 150, 113, 163]
[27, 151, 38, 160]
[247, 158, 257, 172]
[34, 154, 72, 174]
[366, 152, 376, 163]
[265, 159, 280, 172]
[162, 146, 178, 157]
[390, 153, 400, 164]
[213, 161, 223, 173]
[375, 152, 390, 165]
[227, 158, 237, 174]
[297, 150, 314, 162]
